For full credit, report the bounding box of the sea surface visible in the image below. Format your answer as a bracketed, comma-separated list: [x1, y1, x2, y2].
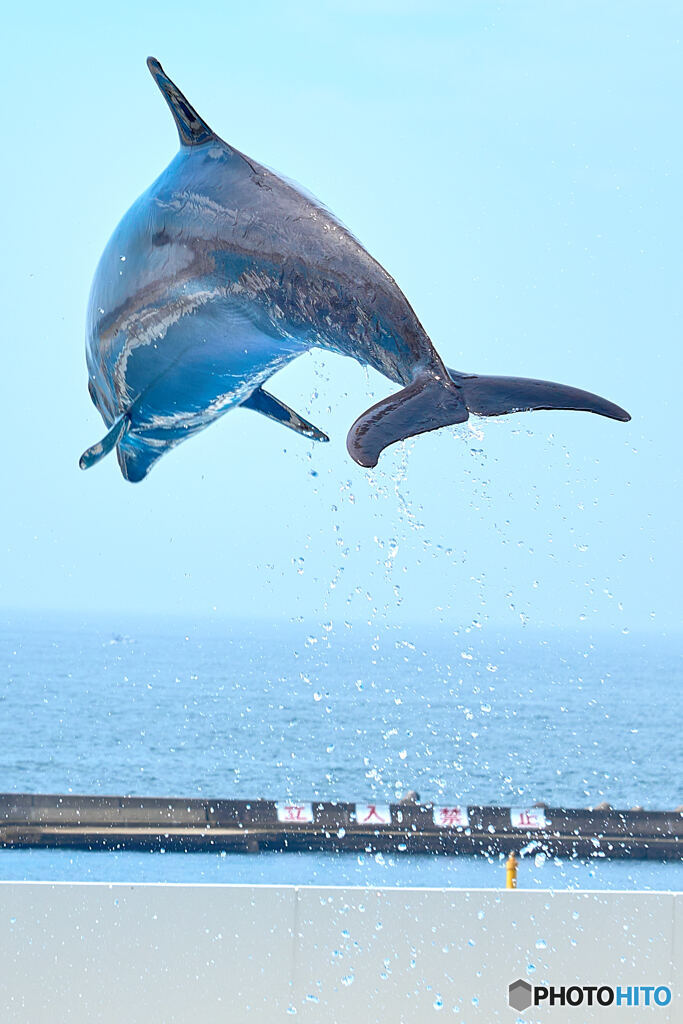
[0, 613, 680, 889]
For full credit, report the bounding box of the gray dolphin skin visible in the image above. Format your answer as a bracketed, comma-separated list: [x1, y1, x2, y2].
[81, 58, 630, 482]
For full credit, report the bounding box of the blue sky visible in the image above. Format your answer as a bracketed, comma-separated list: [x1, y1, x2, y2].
[1, 1, 680, 634]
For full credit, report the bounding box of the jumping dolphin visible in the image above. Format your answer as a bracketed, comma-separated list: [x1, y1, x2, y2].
[81, 58, 630, 482]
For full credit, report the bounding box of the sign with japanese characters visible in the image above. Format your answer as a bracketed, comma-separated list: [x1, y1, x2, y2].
[433, 805, 470, 829]
[276, 802, 314, 824]
[510, 807, 548, 829]
[353, 804, 392, 826]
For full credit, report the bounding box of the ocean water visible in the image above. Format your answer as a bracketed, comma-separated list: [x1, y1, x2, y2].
[0, 613, 680, 889]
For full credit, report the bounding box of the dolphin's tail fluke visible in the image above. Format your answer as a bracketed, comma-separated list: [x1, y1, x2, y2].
[147, 57, 215, 147]
[448, 369, 631, 423]
[346, 367, 630, 468]
[347, 370, 468, 468]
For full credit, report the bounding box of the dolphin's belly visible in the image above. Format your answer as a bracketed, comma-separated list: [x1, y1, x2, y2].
[126, 298, 304, 436]
[94, 288, 306, 483]
[95, 286, 303, 434]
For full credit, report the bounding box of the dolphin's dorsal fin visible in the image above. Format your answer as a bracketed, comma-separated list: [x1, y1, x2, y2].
[147, 57, 216, 147]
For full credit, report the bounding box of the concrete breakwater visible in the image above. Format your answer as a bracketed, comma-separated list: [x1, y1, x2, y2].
[0, 793, 679, 859]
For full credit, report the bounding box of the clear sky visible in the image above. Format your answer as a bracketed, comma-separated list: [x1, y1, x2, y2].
[1, 0, 680, 635]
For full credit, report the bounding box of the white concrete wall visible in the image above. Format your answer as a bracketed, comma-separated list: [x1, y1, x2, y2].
[0, 882, 679, 1022]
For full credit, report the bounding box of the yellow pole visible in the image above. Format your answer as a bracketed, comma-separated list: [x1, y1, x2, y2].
[506, 852, 518, 889]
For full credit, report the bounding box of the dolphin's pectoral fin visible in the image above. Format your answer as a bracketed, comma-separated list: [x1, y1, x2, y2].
[448, 369, 630, 422]
[347, 370, 469, 468]
[79, 415, 129, 471]
[241, 387, 329, 442]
